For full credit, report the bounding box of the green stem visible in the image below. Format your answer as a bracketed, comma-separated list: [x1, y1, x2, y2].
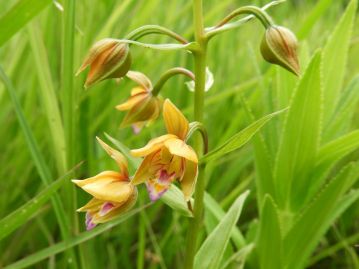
[125, 25, 188, 44]
[62, 0, 79, 267]
[205, 0, 285, 39]
[184, 1, 207, 268]
[215, 6, 274, 29]
[186, 122, 209, 154]
[152, 67, 195, 96]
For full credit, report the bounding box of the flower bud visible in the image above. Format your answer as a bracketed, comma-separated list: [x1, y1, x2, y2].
[77, 38, 131, 88]
[260, 26, 300, 76]
[116, 71, 162, 133]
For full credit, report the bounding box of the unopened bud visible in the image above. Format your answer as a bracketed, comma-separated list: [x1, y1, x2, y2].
[77, 38, 131, 88]
[260, 26, 300, 76]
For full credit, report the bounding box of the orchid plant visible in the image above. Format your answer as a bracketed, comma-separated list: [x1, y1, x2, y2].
[73, 1, 299, 268]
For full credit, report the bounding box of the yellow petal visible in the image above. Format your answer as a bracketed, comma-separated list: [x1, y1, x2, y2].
[126, 71, 152, 90]
[77, 198, 104, 212]
[180, 160, 198, 201]
[131, 86, 147, 95]
[81, 178, 134, 203]
[164, 138, 198, 163]
[96, 137, 128, 177]
[163, 99, 189, 140]
[131, 153, 157, 185]
[72, 171, 123, 187]
[92, 188, 138, 223]
[120, 96, 162, 128]
[130, 134, 176, 157]
[115, 92, 147, 111]
[167, 155, 184, 176]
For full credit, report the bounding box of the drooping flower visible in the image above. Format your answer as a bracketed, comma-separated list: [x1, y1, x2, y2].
[131, 99, 198, 201]
[76, 39, 131, 88]
[260, 26, 300, 76]
[72, 137, 137, 230]
[116, 71, 162, 133]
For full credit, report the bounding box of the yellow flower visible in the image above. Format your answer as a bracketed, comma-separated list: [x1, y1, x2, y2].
[76, 39, 131, 88]
[72, 137, 137, 230]
[260, 26, 300, 76]
[131, 99, 198, 201]
[116, 71, 162, 133]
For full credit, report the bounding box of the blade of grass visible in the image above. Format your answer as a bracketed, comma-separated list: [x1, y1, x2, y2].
[201, 108, 287, 163]
[4, 205, 150, 269]
[0, 165, 79, 240]
[274, 51, 322, 210]
[194, 191, 250, 269]
[27, 22, 67, 174]
[0, 65, 76, 268]
[0, 0, 52, 47]
[322, 0, 357, 124]
[283, 163, 359, 269]
[297, 0, 334, 40]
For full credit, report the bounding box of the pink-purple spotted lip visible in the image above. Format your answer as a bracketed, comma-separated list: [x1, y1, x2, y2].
[158, 170, 175, 183]
[85, 212, 97, 230]
[99, 202, 115, 216]
[132, 124, 142, 134]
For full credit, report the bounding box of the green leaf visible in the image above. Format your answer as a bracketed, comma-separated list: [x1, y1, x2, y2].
[194, 191, 250, 269]
[240, 96, 276, 207]
[317, 130, 359, 168]
[324, 75, 359, 142]
[308, 189, 359, 266]
[161, 185, 193, 217]
[0, 66, 71, 239]
[257, 195, 282, 269]
[4, 205, 148, 269]
[322, 0, 357, 123]
[306, 130, 359, 202]
[0, 0, 52, 47]
[220, 243, 254, 269]
[283, 163, 359, 269]
[204, 193, 246, 248]
[274, 51, 322, 209]
[0, 171, 71, 241]
[297, 0, 334, 40]
[27, 23, 67, 173]
[201, 108, 287, 163]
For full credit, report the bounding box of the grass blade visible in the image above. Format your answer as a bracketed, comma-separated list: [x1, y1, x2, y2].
[0, 0, 52, 47]
[0, 167, 77, 241]
[283, 163, 359, 269]
[4, 205, 149, 269]
[322, 0, 357, 123]
[257, 195, 282, 269]
[274, 51, 322, 210]
[201, 108, 287, 163]
[27, 22, 67, 173]
[194, 191, 249, 269]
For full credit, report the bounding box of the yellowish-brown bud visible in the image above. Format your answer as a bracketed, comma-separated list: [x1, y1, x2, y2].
[77, 38, 131, 88]
[116, 71, 162, 133]
[260, 26, 300, 76]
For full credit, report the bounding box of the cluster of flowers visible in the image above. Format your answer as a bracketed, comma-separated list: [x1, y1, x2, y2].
[73, 40, 198, 230]
[72, 21, 300, 230]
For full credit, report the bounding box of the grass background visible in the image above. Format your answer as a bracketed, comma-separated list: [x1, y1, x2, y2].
[0, 0, 358, 268]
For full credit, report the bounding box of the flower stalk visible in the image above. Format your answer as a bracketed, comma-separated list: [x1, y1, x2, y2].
[215, 6, 274, 29]
[152, 67, 195, 96]
[125, 25, 189, 44]
[183, 0, 208, 268]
